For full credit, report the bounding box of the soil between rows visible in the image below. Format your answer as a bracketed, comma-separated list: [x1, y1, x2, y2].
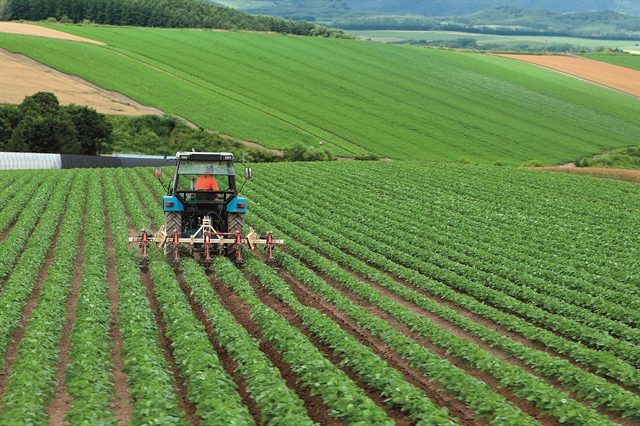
[325, 261, 635, 426]
[106, 222, 134, 425]
[47, 199, 87, 425]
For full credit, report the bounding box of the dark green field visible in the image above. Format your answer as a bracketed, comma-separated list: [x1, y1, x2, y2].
[1, 25, 638, 164]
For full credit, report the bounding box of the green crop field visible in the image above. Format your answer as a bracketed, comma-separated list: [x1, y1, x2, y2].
[578, 53, 640, 71]
[0, 162, 638, 424]
[1, 25, 638, 165]
[351, 30, 640, 51]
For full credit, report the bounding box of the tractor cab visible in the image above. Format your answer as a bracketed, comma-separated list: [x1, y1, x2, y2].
[129, 150, 282, 269]
[165, 152, 247, 237]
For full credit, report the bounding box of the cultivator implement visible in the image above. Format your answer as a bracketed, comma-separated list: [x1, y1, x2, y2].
[129, 217, 284, 269]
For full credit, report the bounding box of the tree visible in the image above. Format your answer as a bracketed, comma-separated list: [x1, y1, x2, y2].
[0, 105, 22, 144]
[66, 104, 113, 155]
[9, 109, 80, 153]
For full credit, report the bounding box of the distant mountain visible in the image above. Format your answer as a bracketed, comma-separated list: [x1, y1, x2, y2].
[212, 0, 353, 20]
[343, 0, 639, 16]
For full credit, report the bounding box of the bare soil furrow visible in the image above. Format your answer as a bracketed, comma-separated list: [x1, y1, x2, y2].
[210, 272, 340, 426]
[105, 224, 133, 425]
[0, 220, 17, 244]
[174, 270, 262, 424]
[47, 209, 86, 425]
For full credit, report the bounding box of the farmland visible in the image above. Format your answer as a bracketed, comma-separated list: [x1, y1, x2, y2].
[578, 54, 640, 72]
[1, 25, 638, 165]
[350, 31, 640, 53]
[0, 162, 638, 425]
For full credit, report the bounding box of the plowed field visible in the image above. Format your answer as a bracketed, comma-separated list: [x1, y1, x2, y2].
[0, 162, 639, 425]
[497, 54, 640, 97]
[0, 23, 159, 115]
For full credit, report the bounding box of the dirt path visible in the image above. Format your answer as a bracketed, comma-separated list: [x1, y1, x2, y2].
[496, 54, 640, 97]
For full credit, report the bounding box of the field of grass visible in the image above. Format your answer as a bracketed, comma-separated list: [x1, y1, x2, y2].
[578, 53, 640, 71]
[351, 30, 640, 51]
[1, 25, 638, 165]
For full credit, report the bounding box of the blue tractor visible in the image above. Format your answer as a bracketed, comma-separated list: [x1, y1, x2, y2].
[130, 151, 282, 268]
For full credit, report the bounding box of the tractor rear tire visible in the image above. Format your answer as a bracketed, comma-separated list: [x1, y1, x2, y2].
[227, 213, 244, 234]
[226, 213, 244, 264]
[164, 211, 182, 262]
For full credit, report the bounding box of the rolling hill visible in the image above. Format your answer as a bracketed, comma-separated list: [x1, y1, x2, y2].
[343, 0, 640, 16]
[0, 25, 638, 165]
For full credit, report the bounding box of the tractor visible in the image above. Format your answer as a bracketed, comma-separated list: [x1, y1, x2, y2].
[129, 151, 283, 269]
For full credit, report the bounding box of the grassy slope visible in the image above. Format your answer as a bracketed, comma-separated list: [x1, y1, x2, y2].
[351, 31, 640, 51]
[2, 25, 638, 164]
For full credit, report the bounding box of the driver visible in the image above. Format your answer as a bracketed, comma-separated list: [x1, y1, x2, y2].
[195, 166, 219, 191]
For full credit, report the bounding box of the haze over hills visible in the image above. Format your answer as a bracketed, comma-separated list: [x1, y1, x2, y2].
[212, 0, 639, 18]
[211, 0, 639, 37]
[343, 0, 639, 16]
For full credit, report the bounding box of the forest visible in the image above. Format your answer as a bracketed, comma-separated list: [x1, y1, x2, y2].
[2, 0, 354, 38]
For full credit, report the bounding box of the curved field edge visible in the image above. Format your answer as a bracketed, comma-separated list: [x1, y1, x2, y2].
[2, 26, 638, 165]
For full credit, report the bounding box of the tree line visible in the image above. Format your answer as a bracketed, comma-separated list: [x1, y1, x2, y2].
[330, 6, 640, 39]
[4, 0, 354, 38]
[0, 92, 112, 155]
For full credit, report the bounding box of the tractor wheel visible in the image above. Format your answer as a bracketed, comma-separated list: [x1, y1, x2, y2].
[226, 213, 244, 265]
[227, 213, 244, 234]
[164, 211, 182, 262]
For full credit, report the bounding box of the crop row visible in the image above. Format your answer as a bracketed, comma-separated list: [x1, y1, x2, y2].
[383, 165, 637, 284]
[119, 170, 259, 423]
[103, 170, 187, 424]
[0, 174, 55, 282]
[65, 170, 116, 424]
[126, 168, 164, 228]
[148, 257, 254, 423]
[307, 169, 640, 325]
[244, 254, 462, 425]
[0, 173, 43, 233]
[212, 256, 395, 425]
[180, 258, 316, 425]
[0, 171, 73, 368]
[257, 177, 640, 352]
[0, 170, 87, 424]
[245, 206, 633, 424]
[258, 166, 640, 338]
[0, 171, 22, 197]
[246, 176, 640, 378]
[295, 162, 637, 289]
[263, 200, 640, 392]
